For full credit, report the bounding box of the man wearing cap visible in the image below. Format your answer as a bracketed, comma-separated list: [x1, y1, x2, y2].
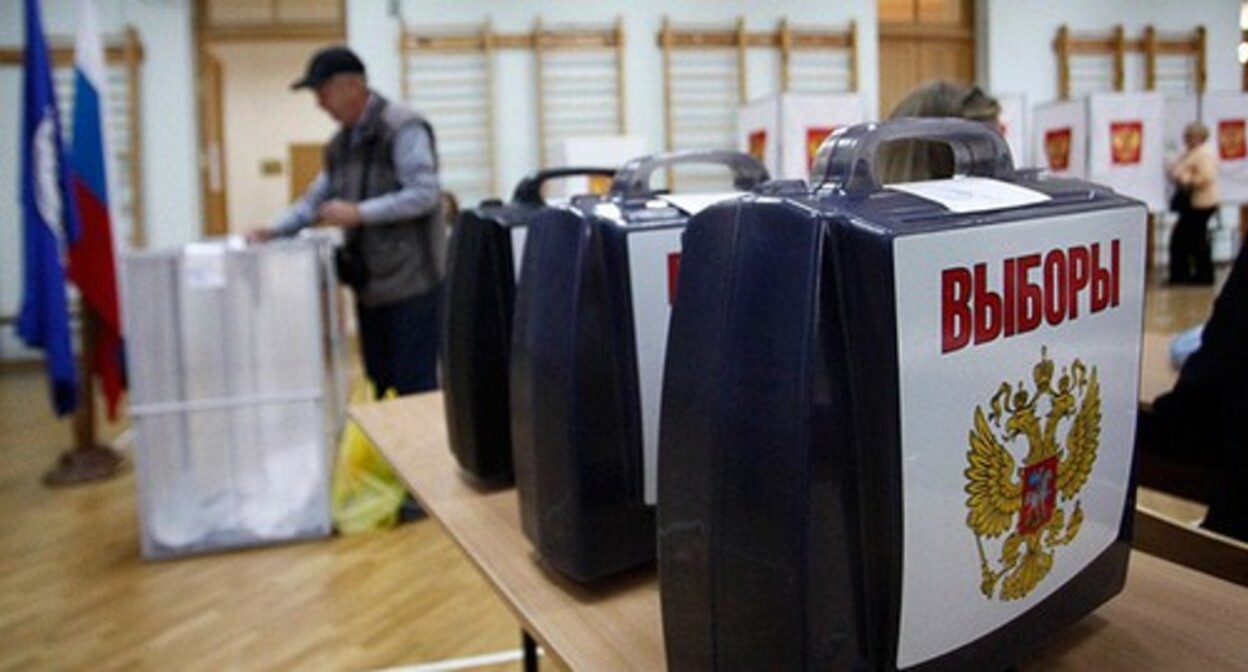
[251, 46, 444, 397]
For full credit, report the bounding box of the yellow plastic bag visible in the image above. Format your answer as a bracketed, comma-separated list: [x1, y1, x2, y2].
[331, 382, 408, 534]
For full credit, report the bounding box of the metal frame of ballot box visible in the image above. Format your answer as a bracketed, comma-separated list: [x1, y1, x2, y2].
[122, 237, 346, 559]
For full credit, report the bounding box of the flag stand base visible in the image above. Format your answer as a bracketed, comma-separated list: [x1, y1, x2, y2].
[43, 445, 124, 487]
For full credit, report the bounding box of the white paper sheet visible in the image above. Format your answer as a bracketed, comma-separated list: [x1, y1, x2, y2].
[888, 176, 1051, 213]
[657, 192, 746, 215]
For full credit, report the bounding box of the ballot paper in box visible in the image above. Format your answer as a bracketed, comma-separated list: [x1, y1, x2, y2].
[659, 119, 1147, 670]
[510, 150, 770, 582]
[441, 167, 616, 486]
[123, 238, 344, 558]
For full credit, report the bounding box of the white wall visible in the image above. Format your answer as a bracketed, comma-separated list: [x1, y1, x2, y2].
[348, 0, 402, 101]
[980, 0, 1243, 165]
[353, 0, 878, 199]
[0, 63, 22, 358]
[1, 0, 200, 358]
[212, 41, 337, 232]
[3, 1, 1239, 359]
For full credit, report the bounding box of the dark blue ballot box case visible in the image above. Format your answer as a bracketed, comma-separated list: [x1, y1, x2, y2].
[441, 167, 616, 486]
[510, 151, 770, 582]
[659, 119, 1148, 670]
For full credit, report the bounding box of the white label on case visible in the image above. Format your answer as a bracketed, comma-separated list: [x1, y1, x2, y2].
[627, 226, 685, 505]
[892, 206, 1145, 667]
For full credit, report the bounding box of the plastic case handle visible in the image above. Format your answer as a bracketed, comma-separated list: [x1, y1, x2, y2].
[511, 166, 620, 205]
[608, 150, 770, 200]
[812, 118, 1015, 196]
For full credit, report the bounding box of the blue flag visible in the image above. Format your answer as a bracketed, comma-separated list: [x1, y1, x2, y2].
[18, 0, 83, 417]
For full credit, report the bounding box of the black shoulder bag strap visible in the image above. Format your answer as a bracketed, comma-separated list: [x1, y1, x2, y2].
[337, 135, 376, 288]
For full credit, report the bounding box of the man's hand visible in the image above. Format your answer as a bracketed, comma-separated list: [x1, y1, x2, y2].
[246, 228, 276, 245]
[319, 199, 362, 228]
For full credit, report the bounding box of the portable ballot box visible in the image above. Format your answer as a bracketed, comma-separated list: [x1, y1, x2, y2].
[659, 119, 1147, 670]
[123, 238, 344, 558]
[441, 167, 616, 485]
[510, 151, 770, 582]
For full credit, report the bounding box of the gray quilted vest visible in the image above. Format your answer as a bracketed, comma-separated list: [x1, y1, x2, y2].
[326, 93, 444, 307]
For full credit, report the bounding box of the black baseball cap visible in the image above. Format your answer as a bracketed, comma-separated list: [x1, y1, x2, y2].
[291, 46, 365, 90]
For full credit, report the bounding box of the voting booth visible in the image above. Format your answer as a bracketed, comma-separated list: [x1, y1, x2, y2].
[1033, 94, 1166, 211]
[738, 92, 865, 180]
[1033, 99, 1089, 180]
[510, 150, 769, 582]
[997, 94, 1029, 168]
[441, 167, 616, 485]
[123, 239, 344, 558]
[1203, 92, 1248, 205]
[1088, 92, 1166, 212]
[659, 120, 1147, 670]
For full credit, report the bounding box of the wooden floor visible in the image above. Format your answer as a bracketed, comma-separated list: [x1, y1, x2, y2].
[0, 371, 524, 670]
[0, 263, 1229, 671]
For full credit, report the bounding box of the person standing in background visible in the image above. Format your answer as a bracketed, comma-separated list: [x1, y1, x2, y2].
[250, 46, 445, 397]
[1168, 122, 1219, 286]
[876, 80, 1002, 184]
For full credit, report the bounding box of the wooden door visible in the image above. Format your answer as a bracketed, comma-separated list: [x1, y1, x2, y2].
[288, 143, 324, 201]
[878, 0, 976, 118]
[199, 51, 229, 236]
[194, 0, 344, 238]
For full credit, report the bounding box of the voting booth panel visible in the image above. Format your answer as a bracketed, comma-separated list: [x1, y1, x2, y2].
[1162, 95, 1199, 160]
[1088, 92, 1166, 212]
[1033, 100, 1089, 180]
[1158, 96, 1200, 268]
[997, 94, 1029, 169]
[552, 136, 650, 199]
[1036, 92, 1231, 209]
[510, 151, 768, 582]
[1162, 94, 1244, 262]
[441, 167, 616, 486]
[660, 119, 1148, 670]
[738, 93, 866, 180]
[123, 240, 342, 558]
[1203, 92, 1248, 205]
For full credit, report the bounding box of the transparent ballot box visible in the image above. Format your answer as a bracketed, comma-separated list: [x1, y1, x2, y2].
[122, 238, 345, 558]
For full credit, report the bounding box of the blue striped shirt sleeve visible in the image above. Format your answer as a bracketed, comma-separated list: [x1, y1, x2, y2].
[357, 122, 440, 225]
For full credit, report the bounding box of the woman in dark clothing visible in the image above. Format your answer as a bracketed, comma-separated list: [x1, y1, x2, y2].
[1139, 246, 1247, 541]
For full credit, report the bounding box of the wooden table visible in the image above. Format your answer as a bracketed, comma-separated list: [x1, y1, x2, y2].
[1133, 331, 1248, 586]
[352, 393, 1248, 671]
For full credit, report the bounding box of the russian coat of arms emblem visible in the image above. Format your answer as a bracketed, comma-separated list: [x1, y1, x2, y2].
[748, 130, 767, 163]
[1110, 121, 1143, 165]
[1219, 119, 1246, 161]
[963, 347, 1101, 601]
[1044, 127, 1072, 171]
[806, 126, 834, 171]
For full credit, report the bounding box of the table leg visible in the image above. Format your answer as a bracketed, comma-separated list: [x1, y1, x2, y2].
[522, 630, 539, 672]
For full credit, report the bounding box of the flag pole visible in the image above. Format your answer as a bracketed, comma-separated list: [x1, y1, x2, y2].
[44, 308, 123, 487]
[40, 0, 126, 486]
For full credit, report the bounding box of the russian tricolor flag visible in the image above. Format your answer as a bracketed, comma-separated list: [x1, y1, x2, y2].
[67, 0, 126, 420]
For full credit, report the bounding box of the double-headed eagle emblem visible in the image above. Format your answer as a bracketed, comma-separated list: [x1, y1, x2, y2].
[963, 347, 1101, 601]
